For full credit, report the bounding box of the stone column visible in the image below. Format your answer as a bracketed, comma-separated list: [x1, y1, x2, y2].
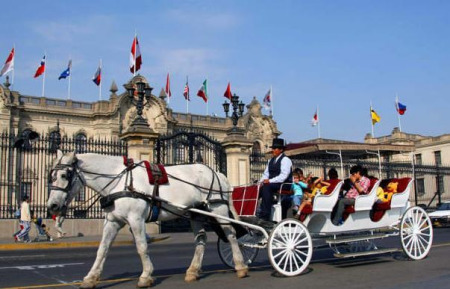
[222, 132, 253, 187]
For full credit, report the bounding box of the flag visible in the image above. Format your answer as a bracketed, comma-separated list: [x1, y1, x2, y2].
[311, 110, 318, 126]
[183, 79, 190, 100]
[165, 73, 171, 97]
[34, 55, 46, 78]
[197, 79, 208, 102]
[224, 82, 232, 100]
[263, 88, 271, 110]
[129, 35, 142, 74]
[0, 47, 14, 77]
[92, 65, 101, 86]
[396, 101, 407, 115]
[371, 108, 380, 125]
[58, 60, 72, 80]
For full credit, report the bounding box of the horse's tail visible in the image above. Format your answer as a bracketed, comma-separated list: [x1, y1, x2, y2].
[217, 172, 240, 221]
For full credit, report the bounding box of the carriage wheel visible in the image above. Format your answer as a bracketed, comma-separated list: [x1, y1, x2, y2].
[268, 219, 312, 276]
[400, 206, 433, 260]
[217, 232, 260, 268]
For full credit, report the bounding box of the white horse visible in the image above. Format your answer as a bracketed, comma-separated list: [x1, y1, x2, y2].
[47, 150, 248, 288]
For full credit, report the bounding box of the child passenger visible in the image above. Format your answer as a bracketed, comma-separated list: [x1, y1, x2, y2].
[297, 176, 330, 219]
[291, 172, 308, 216]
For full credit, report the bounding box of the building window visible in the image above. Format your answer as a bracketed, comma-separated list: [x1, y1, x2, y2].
[434, 151, 441, 166]
[75, 133, 87, 153]
[416, 178, 425, 196]
[21, 182, 32, 200]
[20, 129, 34, 150]
[437, 176, 445, 194]
[415, 154, 422, 166]
[49, 131, 61, 153]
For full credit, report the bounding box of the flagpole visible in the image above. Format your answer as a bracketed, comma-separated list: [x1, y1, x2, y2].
[206, 78, 209, 116]
[270, 85, 274, 117]
[317, 106, 321, 138]
[167, 73, 170, 106]
[99, 59, 102, 100]
[133, 32, 137, 77]
[11, 44, 15, 90]
[370, 101, 375, 138]
[396, 94, 402, 132]
[68, 58, 71, 100]
[42, 52, 46, 97]
[186, 76, 189, 114]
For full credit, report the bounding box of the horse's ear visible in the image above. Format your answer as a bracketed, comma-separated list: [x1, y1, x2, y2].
[57, 150, 63, 159]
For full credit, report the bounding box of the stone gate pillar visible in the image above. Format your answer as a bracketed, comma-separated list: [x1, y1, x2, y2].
[119, 125, 159, 161]
[222, 132, 253, 186]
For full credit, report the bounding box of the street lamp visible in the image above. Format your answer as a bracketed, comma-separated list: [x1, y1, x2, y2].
[223, 93, 245, 132]
[125, 80, 153, 127]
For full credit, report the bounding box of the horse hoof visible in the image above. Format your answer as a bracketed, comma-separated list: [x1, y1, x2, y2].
[137, 276, 154, 288]
[79, 281, 96, 289]
[184, 273, 198, 283]
[236, 268, 249, 278]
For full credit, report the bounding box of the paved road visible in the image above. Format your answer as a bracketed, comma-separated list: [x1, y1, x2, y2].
[1, 228, 449, 289]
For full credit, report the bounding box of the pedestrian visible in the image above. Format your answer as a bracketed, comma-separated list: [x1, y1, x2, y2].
[15, 195, 31, 242]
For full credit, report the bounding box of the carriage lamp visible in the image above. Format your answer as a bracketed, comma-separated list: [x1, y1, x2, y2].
[223, 94, 246, 131]
[126, 80, 154, 127]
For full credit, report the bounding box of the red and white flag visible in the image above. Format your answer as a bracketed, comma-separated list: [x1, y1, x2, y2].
[263, 88, 271, 110]
[311, 110, 319, 126]
[0, 47, 15, 77]
[165, 73, 172, 97]
[129, 35, 142, 74]
[183, 78, 190, 100]
[34, 55, 46, 78]
[224, 82, 232, 100]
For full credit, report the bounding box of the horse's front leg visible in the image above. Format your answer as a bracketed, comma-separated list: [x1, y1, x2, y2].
[129, 217, 154, 288]
[222, 224, 248, 278]
[185, 220, 207, 282]
[80, 219, 124, 289]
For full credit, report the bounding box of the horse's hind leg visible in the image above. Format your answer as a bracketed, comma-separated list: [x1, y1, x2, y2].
[185, 220, 207, 282]
[221, 224, 248, 278]
[80, 219, 123, 289]
[129, 218, 154, 288]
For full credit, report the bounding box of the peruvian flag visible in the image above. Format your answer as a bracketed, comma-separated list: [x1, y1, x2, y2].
[197, 79, 208, 102]
[224, 82, 232, 100]
[92, 65, 101, 86]
[34, 55, 46, 78]
[165, 73, 172, 97]
[311, 110, 319, 126]
[0, 47, 14, 77]
[129, 35, 142, 74]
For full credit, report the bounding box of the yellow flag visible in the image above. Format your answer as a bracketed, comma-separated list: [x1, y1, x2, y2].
[371, 109, 380, 125]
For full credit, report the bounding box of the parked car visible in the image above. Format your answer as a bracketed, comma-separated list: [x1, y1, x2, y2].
[428, 201, 450, 227]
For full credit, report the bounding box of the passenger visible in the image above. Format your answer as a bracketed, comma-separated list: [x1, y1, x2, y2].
[332, 165, 370, 225]
[258, 138, 292, 225]
[297, 176, 330, 219]
[327, 168, 339, 180]
[291, 172, 308, 216]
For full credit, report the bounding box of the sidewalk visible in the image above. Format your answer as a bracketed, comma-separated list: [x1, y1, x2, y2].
[0, 231, 217, 251]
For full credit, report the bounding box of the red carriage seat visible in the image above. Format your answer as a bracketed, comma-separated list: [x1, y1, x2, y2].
[232, 185, 260, 216]
[323, 179, 341, 195]
[371, 177, 412, 222]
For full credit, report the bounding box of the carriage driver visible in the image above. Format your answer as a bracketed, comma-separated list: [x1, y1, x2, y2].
[258, 138, 293, 223]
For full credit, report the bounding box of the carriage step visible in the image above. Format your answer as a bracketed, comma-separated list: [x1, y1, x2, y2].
[326, 233, 390, 244]
[334, 248, 401, 258]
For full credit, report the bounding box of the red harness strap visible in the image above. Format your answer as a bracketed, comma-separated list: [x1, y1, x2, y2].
[143, 161, 169, 185]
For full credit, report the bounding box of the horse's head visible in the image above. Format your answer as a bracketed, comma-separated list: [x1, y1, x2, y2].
[47, 150, 83, 215]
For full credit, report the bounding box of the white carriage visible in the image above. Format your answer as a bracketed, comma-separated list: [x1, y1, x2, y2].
[215, 176, 433, 277]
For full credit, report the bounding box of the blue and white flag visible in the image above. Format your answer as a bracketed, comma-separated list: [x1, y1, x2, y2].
[58, 60, 72, 80]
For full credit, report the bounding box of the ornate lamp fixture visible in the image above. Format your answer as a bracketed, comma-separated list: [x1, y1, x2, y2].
[223, 93, 245, 132]
[125, 80, 153, 127]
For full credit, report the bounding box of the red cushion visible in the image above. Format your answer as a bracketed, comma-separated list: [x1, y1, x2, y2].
[396, 177, 411, 193]
[324, 179, 341, 195]
[367, 177, 379, 193]
[344, 205, 355, 214]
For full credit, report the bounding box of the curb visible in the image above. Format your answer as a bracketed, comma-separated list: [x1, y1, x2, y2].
[0, 235, 171, 251]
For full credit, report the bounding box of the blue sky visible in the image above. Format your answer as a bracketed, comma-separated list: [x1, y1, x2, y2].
[1, 0, 449, 143]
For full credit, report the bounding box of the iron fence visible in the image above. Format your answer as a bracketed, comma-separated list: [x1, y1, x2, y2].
[0, 131, 127, 219]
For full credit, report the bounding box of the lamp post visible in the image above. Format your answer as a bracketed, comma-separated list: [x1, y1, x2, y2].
[223, 94, 245, 132]
[125, 80, 153, 128]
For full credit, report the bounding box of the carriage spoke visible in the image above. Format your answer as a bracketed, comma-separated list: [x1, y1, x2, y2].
[273, 248, 288, 259]
[294, 248, 309, 258]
